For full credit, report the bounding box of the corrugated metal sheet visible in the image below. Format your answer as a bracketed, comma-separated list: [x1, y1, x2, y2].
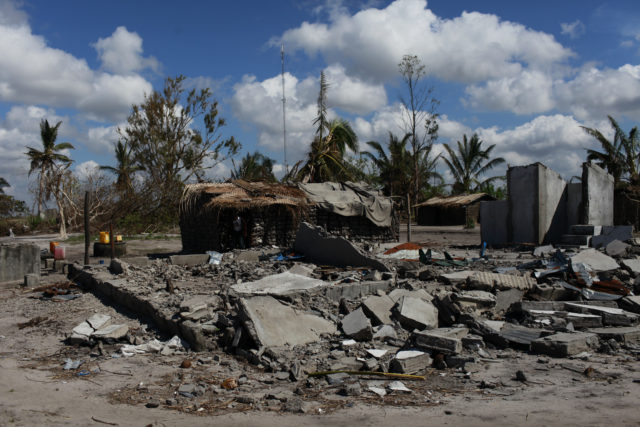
[414, 193, 494, 208]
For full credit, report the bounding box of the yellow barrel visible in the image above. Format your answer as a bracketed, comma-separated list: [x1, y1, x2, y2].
[50, 241, 59, 254]
[99, 231, 110, 244]
[115, 235, 123, 242]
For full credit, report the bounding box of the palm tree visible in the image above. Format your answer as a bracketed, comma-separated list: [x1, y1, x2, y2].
[0, 177, 8, 194]
[231, 152, 276, 182]
[26, 119, 74, 217]
[297, 118, 359, 183]
[582, 116, 639, 185]
[414, 143, 444, 199]
[362, 132, 412, 197]
[443, 133, 505, 194]
[100, 141, 144, 193]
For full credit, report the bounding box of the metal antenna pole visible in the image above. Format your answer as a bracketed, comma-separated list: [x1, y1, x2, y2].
[281, 44, 288, 175]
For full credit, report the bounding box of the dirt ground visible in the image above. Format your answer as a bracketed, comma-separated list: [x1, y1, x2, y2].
[1, 226, 640, 426]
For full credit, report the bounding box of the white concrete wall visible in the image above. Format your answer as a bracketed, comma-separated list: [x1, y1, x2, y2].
[582, 163, 614, 225]
[538, 164, 568, 244]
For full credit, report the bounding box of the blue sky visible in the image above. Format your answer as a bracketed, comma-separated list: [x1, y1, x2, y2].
[1, 0, 639, 204]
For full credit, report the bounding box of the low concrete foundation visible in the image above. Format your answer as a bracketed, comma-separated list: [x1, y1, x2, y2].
[0, 243, 40, 283]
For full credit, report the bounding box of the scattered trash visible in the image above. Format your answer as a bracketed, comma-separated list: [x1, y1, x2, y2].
[207, 251, 223, 265]
[221, 378, 238, 390]
[63, 358, 83, 370]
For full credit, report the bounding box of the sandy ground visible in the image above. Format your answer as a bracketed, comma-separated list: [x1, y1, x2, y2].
[1, 228, 640, 426]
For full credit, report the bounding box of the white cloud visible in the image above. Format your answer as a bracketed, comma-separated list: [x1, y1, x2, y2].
[74, 160, 100, 181]
[0, 5, 153, 122]
[324, 64, 387, 115]
[86, 124, 121, 154]
[465, 70, 555, 114]
[278, 0, 572, 83]
[93, 26, 159, 75]
[560, 20, 586, 39]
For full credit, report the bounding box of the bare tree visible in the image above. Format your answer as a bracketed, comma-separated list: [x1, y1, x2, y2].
[398, 54, 439, 204]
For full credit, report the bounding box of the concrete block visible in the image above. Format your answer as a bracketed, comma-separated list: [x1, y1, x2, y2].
[169, 254, 210, 266]
[468, 271, 537, 291]
[390, 350, 432, 374]
[23, 273, 39, 287]
[531, 332, 599, 357]
[440, 270, 479, 285]
[341, 308, 373, 341]
[456, 290, 496, 309]
[394, 296, 439, 331]
[588, 326, 640, 343]
[361, 295, 394, 325]
[293, 222, 388, 271]
[53, 259, 65, 273]
[109, 258, 129, 275]
[499, 324, 547, 346]
[45, 258, 55, 269]
[592, 226, 633, 249]
[238, 296, 336, 348]
[570, 249, 619, 272]
[605, 240, 629, 257]
[0, 243, 40, 283]
[413, 327, 468, 354]
[373, 324, 397, 340]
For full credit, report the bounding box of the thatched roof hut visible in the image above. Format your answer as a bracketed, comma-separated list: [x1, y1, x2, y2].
[414, 193, 496, 226]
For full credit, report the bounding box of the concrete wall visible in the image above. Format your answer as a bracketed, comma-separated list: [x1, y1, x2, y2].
[480, 200, 508, 245]
[538, 164, 568, 244]
[0, 243, 40, 283]
[582, 163, 614, 225]
[566, 182, 582, 227]
[508, 164, 538, 244]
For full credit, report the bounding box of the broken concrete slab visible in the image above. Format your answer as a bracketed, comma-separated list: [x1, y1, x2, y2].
[413, 327, 468, 354]
[324, 280, 391, 301]
[288, 264, 315, 277]
[565, 302, 640, 326]
[394, 296, 438, 331]
[570, 249, 619, 272]
[341, 308, 373, 341]
[619, 296, 640, 314]
[587, 326, 640, 343]
[527, 310, 603, 329]
[86, 314, 111, 330]
[169, 254, 210, 266]
[468, 271, 537, 291]
[390, 350, 432, 374]
[373, 324, 397, 340]
[605, 240, 629, 257]
[293, 222, 388, 271]
[92, 324, 129, 340]
[531, 332, 599, 357]
[498, 324, 548, 347]
[387, 288, 433, 303]
[237, 296, 336, 348]
[495, 289, 524, 313]
[621, 258, 640, 275]
[361, 295, 394, 325]
[180, 295, 223, 313]
[440, 270, 479, 286]
[591, 225, 633, 249]
[456, 291, 496, 309]
[231, 272, 327, 296]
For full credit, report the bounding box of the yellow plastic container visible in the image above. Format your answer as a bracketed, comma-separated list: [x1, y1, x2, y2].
[99, 231, 110, 244]
[50, 241, 59, 254]
[115, 235, 123, 242]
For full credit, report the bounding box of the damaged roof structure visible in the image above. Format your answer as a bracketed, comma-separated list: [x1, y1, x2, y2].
[179, 180, 398, 253]
[413, 193, 495, 226]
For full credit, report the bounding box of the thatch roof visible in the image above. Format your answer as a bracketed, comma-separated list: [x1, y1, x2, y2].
[414, 193, 495, 208]
[180, 180, 308, 214]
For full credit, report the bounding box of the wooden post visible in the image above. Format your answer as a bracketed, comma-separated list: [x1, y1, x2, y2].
[109, 222, 115, 260]
[407, 193, 412, 243]
[84, 191, 90, 265]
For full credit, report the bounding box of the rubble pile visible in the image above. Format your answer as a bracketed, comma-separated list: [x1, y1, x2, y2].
[63, 230, 640, 414]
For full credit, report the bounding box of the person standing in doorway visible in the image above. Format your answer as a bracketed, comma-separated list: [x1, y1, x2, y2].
[232, 215, 245, 249]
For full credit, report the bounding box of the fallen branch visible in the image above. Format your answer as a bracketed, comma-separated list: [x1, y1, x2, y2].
[308, 370, 425, 380]
[91, 416, 118, 425]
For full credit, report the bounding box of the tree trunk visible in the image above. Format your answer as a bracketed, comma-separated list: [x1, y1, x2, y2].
[56, 195, 67, 239]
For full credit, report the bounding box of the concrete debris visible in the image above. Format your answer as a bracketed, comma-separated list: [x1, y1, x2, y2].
[238, 296, 336, 347]
[231, 272, 327, 296]
[468, 272, 537, 291]
[361, 295, 394, 325]
[570, 249, 619, 272]
[69, 314, 128, 344]
[531, 332, 599, 357]
[341, 308, 373, 341]
[413, 327, 468, 354]
[605, 240, 629, 257]
[394, 296, 439, 331]
[591, 226, 633, 249]
[621, 259, 640, 275]
[390, 350, 432, 374]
